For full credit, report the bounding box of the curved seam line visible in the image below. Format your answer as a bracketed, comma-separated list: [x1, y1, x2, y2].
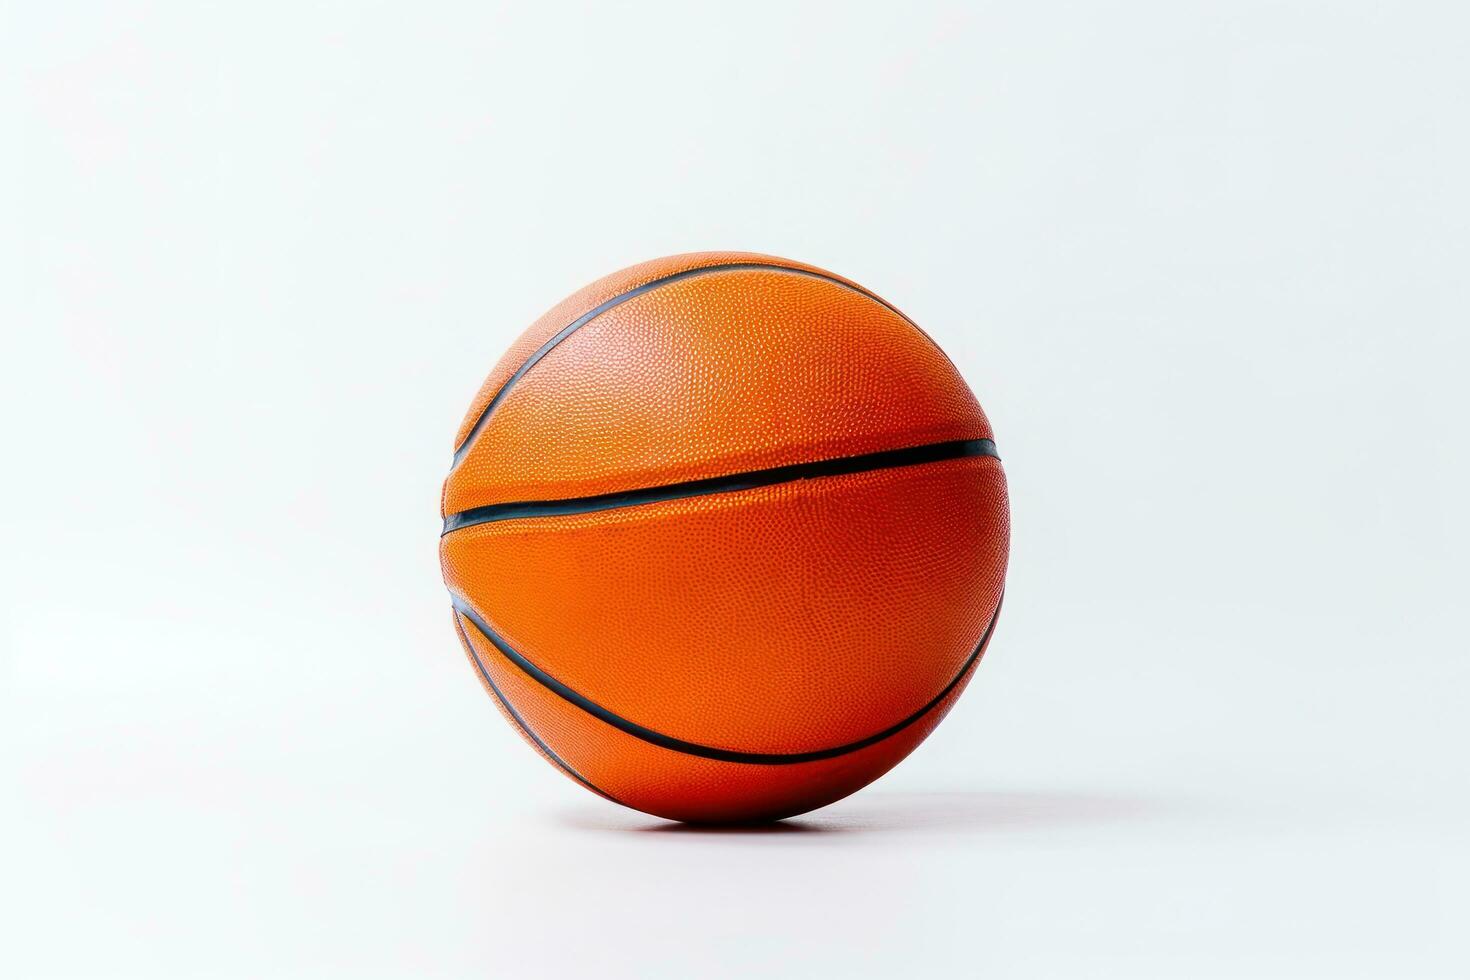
[449, 261, 914, 468]
[454, 613, 620, 802]
[447, 593, 1002, 766]
[443, 438, 999, 535]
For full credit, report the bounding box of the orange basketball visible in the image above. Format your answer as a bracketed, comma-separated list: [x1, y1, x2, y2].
[439, 252, 1009, 823]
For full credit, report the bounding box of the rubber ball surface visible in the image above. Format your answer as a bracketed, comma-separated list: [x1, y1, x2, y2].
[440, 252, 1010, 823]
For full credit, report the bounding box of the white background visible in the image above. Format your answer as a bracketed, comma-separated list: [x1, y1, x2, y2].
[4, 2, 1468, 977]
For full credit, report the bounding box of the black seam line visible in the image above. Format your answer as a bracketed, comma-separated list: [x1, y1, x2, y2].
[448, 592, 1002, 766]
[449, 261, 910, 468]
[443, 438, 999, 535]
[454, 612, 619, 802]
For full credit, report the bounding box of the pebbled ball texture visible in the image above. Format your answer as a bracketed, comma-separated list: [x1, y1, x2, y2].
[440, 252, 1009, 823]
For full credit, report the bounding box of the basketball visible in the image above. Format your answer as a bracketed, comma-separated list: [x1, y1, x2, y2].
[439, 252, 1009, 822]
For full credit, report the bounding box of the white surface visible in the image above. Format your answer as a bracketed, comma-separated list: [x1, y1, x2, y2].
[4, 2, 1468, 977]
